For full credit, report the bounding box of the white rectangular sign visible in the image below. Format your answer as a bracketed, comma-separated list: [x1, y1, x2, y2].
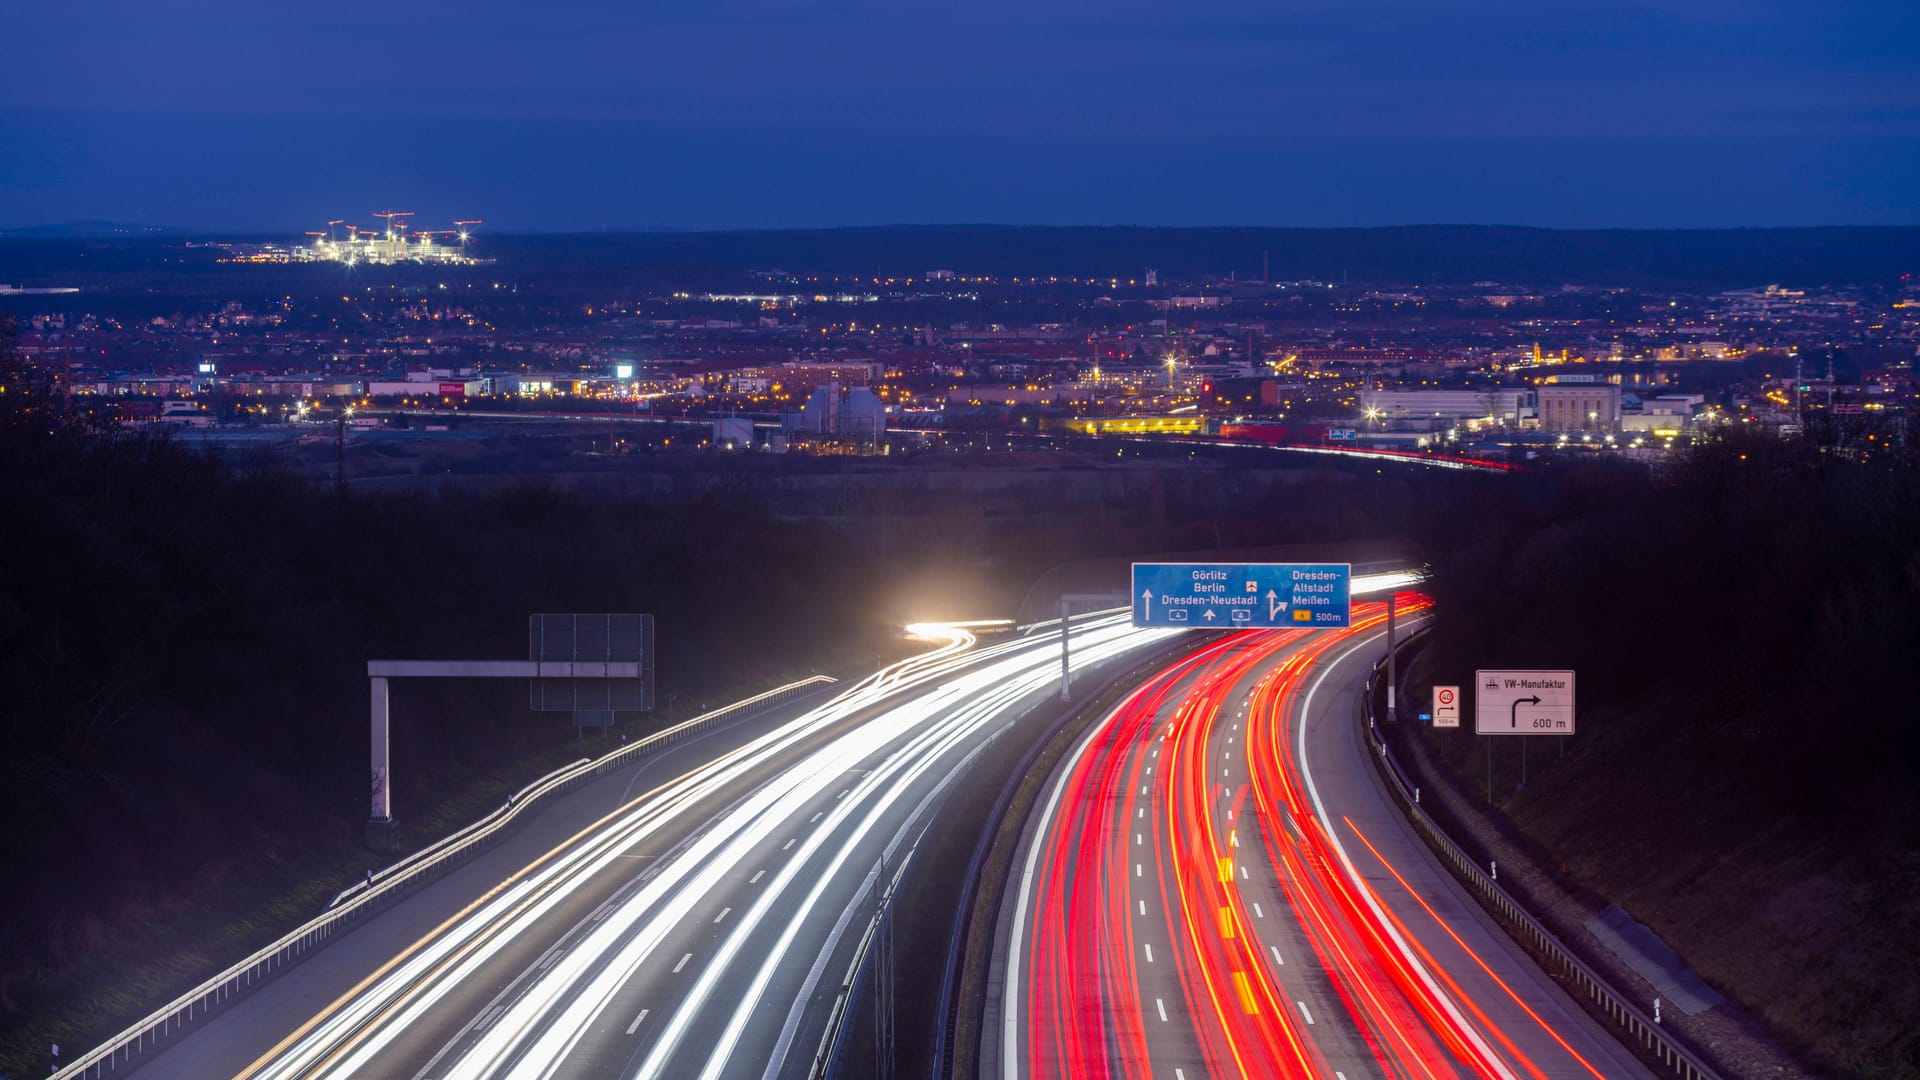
[1432, 684, 1460, 728]
[1475, 670, 1575, 735]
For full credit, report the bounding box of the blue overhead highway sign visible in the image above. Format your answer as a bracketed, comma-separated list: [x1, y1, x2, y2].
[1131, 563, 1352, 629]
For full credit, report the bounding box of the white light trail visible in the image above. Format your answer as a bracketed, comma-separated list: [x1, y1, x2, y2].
[246, 614, 1174, 1080]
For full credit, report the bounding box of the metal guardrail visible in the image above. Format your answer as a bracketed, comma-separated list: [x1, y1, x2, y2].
[809, 852, 912, 1079]
[57, 674, 838, 1080]
[1357, 644, 1721, 1080]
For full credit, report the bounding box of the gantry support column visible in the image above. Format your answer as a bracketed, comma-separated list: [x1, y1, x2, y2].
[367, 675, 395, 850]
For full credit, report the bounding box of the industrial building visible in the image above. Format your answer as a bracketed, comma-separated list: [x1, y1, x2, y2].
[299, 213, 482, 266]
[365, 371, 490, 398]
[1537, 385, 1623, 431]
[789, 381, 886, 441]
[712, 417, 755, 449]
[1356, 390, 1536, 429]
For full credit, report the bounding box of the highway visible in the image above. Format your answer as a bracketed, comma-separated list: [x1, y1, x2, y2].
[992, 601, 1653, 1079]
[127, 614, 1177, 1080]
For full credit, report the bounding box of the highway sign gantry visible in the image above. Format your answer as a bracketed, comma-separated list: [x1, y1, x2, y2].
[1432, 684, 1460, 728]
[1474, 670, 1575, 734]
[1131, 563, 1351, 629]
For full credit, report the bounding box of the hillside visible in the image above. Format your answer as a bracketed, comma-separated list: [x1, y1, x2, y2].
[1412, 437, 1920, 1077]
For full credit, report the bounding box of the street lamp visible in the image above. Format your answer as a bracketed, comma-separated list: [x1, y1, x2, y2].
[1164, 353, 1178, 391]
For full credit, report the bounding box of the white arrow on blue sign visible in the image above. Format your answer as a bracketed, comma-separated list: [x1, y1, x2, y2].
[1132, 563, 1352, 629]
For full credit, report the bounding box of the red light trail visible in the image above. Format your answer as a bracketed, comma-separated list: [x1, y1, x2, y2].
[1012, 597, 1632, 1078]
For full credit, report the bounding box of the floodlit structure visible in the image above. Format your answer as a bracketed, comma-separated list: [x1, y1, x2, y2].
[301, 213, 484, 266]
[793, 381, 886, 440]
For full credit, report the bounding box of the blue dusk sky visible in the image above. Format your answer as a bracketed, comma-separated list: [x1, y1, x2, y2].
[4, 0, 1917, 231]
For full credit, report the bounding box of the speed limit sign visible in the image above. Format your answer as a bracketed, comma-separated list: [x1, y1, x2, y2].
[1432, 685, 1460, 728]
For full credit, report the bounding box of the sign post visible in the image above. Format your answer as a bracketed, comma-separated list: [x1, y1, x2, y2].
[1059, 594, 1070, 704]
[1474, 669, 1575, 802]
[364, 615, 653, 850]
[1474, 670, 1576, 734]
[1132, 563, 1352, 629]
[1385, 592, 1398, 722]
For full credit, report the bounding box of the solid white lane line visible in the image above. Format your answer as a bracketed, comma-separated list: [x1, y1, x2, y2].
[625, 1008, 649, 1035]
[713, 907, 731, 924]
[1297, 1001, 1315, 1025]
[1296, 625, 1515, 1079]
[673, 953, 692, 974]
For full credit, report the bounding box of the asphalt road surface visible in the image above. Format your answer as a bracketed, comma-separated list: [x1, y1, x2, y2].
[128, 615, 1175, 1080]
[992, 601, 1652, 1079]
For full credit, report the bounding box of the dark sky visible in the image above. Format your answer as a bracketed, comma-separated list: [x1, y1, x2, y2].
[5, 1, 1916, 231]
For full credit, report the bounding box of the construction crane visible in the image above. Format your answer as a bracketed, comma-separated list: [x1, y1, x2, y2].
[371, 210, 415, 241]
[453, 219, 482, 254]
[326, 219, 345, 242]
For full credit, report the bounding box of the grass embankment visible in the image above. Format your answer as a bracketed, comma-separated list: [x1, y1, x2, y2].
[0, 425, 888, 1076]
[1410, 436, 1920, 1079]
[6, 735, 582, 1072]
